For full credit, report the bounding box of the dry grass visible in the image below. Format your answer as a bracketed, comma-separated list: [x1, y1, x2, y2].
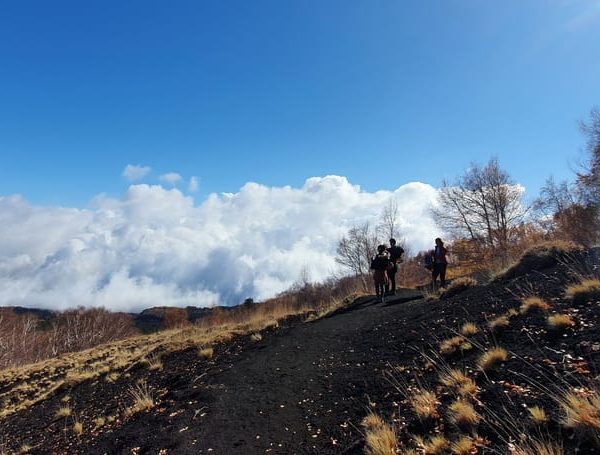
[512, 441, 564, 455]
[448, 400, 480, 426]
[460, 322, 479, 336]
[450, 435, 476, 455]
[477, 347, 508, 371]
[361, 413, 398, 455]
[414, 435, 449, 454]
[565, 278, 600, 304]
[250, 333, 262, 342]
[410, 389, 439, 419]
[199, 346, 214, 359]
[126, 380, 154, 417]
[55, 406, 71, 418]
[439, 369, 477, 397]
[95, 416, 106, 427]
[547, 314, 575, 329]
[440, 336, 469, 356]
[488, 315, 510, 331]
[441, 277, 478, 299]
[529, 406, 548, 424]
[520, 297, 551, 314]
[73, 421, 83, 435]
[144, 354, 163, 371]
[559, 389, 600, 440]
[19, 445, 32, 454]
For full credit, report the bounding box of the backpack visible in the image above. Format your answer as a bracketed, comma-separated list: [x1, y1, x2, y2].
[423, 253, 434, 270]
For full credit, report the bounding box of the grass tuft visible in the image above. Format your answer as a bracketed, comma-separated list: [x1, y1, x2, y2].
[547, 314, 575, 330]
[73, 421, 83, 435]
[477, 347, 508, 371]
[55, 406, 72, 418]
[448, 400, 480, 426]
[250, 333, 262, 342]
[512, 441, 564, 455]
[410, 389, 439, 419]
[440, 336, 467, 356]
[565, 278, 600, 304]
[520, 297, 551, 314]
[529, 406, 548, 424]
[414, 435, 449, 454]
[559, 390, 600, 440]
[126, 380, 154, 416]
[439, 369, 477, 397]
[441, 277, 478, 299]
[488, 315, 510, 331]
[450, 435, 475, 455]
[361, 413, 398, 455]
[460, 322, 479, 336]
[199, 346, 214, 359]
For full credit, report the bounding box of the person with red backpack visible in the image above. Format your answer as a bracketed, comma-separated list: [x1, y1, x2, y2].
[370, 244, 391, 303]
[431, 237, 448, 289]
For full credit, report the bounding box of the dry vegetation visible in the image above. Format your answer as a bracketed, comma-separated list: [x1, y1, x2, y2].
[566, 278, 600, 304]
[520, 296, 551, 314]
[477, 347, 508, 371]
[361, 413, 398, 455]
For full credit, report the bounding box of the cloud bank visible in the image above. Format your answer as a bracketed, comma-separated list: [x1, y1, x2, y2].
[0, 176, 441, 312]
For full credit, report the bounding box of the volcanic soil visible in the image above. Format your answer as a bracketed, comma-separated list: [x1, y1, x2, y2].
[1, 249, 599, 454]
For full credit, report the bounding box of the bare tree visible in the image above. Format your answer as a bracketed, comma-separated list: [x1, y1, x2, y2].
[578, 107, 600, 209]
[336, 223, 379, 291]
[378, 198, 399, 240]
[433, 158, 525, 262]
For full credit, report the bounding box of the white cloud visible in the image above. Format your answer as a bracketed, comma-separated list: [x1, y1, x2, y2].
[0, 177, 442, 312]
[159, 172, 182, 185]
[188, 176, 199, 193]
[122, 164, 151, 181]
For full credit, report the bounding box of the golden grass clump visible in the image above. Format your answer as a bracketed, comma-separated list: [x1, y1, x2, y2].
[440, 336, 467, 356]
[448, 400, 480, 426]
[559, 390, 600, 439]
[73, 421, 83, 435]
[361, 413, 398, 455]
[488, 315, 510, 331]
[477, 347, 508, 371]
[410, 389, 439, 419]
[439, 369, 477, 397]
[414, 435, 449, 454]
[529, 406, 548, 424]
[450, 435, 476, 455]
[441, 277, 478, 299]
[19, 445, 32, 454]
[460, 322, 479, 336]
[145, 354, 163, 371]
[512, 441, 564, 455]
[95, 416, 106, 427]
[565, 278, 600, 304]
[547, 314, 575, 330]
[199, 346, 214, 359]
[55, 406, 72, 418]
[126, 380, 154, 416]
[520, 297, 551, 314]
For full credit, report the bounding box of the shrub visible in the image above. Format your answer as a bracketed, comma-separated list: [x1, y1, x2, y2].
[565, 279, 600, 305]
[520, 297, 551, 314]
[477, 347, 508, 371]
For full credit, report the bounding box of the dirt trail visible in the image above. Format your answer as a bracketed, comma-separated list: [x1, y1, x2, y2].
[90, 290, 423, 455]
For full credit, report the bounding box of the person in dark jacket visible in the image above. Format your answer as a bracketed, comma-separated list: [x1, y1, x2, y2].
[370, 244, 391, 303]
[432, 237, 448, 289]
[386, 238, 404, 295]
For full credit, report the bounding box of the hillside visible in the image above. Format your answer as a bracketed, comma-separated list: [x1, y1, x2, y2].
[0, 247, 599, 454]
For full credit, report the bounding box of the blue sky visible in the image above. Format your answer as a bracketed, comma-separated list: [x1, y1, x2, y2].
[1, 0, 599, 206]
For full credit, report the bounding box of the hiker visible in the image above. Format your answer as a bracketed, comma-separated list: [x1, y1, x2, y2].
[386, 238, 405, 295]
[370, 244, 391, 303]
[431, 237, 448, 289]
